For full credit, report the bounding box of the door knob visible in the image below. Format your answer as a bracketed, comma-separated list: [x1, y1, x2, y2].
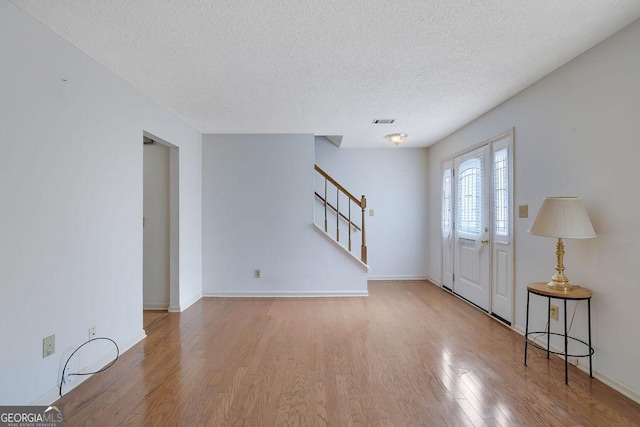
[481, 238, 489, 244]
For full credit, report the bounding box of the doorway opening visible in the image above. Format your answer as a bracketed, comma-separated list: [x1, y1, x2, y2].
[143, 132, 179, 329]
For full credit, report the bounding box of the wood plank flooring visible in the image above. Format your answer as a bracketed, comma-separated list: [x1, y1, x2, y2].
[56, 281, 640, 426]
[142, 310, 168, 330]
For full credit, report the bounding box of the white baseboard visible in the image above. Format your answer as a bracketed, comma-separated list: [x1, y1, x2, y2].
[427, 277, 442, 286]
[368, 276, 428, 281]
[513, 325, 640, 404]
[512, 325, 525, 336]
[143, 303, 169, 311]
[203, 290, 368, 298]
[178, 291, 202, 312]
[30, 330, 147, 406]
[593, 368, 640, 404]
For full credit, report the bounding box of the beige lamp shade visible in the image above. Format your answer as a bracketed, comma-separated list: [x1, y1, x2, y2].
[528, 197, 596, 239]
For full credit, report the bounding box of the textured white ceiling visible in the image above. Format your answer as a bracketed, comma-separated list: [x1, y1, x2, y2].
[10, 1, 640, 147]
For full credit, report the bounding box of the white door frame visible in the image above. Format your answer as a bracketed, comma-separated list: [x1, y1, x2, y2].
[143, 131, 180, 312]
[440, 129, 515, 324]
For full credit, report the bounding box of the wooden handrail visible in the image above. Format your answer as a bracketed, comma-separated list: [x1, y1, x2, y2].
[314, 165, 362, 206]
[314, 164, 367, 264]
[314, 192, 362, 231]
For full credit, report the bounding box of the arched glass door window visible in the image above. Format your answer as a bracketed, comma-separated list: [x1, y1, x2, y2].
[457, 158, 482, 234]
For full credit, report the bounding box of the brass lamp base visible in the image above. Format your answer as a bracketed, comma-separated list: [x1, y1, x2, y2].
[547, 280, 577, 292]
[547, 238, 576, 292]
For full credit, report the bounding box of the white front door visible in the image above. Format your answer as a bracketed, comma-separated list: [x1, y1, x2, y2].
[442, 131, 514, 323]
[453, 145, 491, 310]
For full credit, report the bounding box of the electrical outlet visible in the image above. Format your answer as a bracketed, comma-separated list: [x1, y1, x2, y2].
[43, 334, 55, 358]
[89, 325, 97, 340]
[63, 365, 73, 384]
[254, 269, 261, 279]
[550, 305, 559, 321]
[518, 205, 528, 218]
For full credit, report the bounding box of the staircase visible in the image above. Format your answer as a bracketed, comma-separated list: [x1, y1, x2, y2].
[314, 164, 368, 267]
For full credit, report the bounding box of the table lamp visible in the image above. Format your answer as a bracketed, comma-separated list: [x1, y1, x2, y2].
[528, 197, 596, 291]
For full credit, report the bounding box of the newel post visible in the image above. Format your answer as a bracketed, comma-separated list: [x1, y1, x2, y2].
[360, 195, 367, 264]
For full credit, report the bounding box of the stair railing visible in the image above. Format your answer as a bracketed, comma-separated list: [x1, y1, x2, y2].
[314, 164, 367, 264]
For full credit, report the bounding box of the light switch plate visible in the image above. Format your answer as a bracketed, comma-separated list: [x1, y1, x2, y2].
[43, 334, 55, 358]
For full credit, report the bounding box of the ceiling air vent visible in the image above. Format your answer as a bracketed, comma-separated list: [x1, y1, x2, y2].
[372, 119, 395, 124]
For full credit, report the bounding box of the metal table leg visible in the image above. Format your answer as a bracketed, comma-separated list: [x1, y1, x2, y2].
[587, 298, 593, 378]
[524, 290, 530, 366]
[547, 297, 551, 359]
[564, 299, 569, 385]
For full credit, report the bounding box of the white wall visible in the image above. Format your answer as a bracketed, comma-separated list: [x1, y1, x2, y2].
[315, 137, 429, 279]
[143, 143, 170, 309]
[0, 1, 202, 404]
[202, 134, 368, 296]
[427, 19, 640, 401]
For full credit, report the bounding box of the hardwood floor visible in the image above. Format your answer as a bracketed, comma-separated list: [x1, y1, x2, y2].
[142, 310, 168, 330]
[57, 281, 640, 426]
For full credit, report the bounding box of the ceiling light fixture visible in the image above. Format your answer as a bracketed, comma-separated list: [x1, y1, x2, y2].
[385, 133, 408, 145]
